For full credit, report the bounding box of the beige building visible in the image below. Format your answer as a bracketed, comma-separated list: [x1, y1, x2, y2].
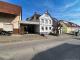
[0, 1, 21, 34]
[60, 20, 80, 34]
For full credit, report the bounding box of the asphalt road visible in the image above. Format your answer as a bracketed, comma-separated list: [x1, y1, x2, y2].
[32, 39, 80, 60]
[0, 36, 80, 60]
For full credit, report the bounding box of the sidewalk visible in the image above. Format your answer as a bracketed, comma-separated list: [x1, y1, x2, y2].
[45, 34, 73, 41]
[0, 34, 72, 43]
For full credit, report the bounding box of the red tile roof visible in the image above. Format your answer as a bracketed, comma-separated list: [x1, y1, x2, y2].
[0, 1, 21, 15]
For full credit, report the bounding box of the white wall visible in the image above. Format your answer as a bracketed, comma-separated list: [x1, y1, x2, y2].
[39, 13, 53, 34]
[0, 13, 21, 34]
[11, 15, 21, 29]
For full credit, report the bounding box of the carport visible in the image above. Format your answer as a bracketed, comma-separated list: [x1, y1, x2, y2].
[20, 21, 39, 34]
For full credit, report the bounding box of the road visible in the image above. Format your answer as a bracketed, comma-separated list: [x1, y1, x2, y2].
[32, 40, 80, 60]
[0, 36, 80, 60]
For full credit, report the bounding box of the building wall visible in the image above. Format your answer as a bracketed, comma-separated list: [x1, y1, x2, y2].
[0, 13, 21, 34]
[66, 27, 72, 33]
[35, 25, 40, 33]
[39, 13, 53, 34]
[11, 15, 21, 34]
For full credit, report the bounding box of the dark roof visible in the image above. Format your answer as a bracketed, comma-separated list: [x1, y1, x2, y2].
[26, 12, 41, 22]
[0, 1, 21, 15]
[60, 20, 80, 27]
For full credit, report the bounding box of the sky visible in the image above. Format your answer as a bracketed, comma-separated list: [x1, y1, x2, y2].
[0, 0, 80, 25]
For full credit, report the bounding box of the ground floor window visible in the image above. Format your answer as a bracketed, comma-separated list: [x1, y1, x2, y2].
[46, 27, 48, 30]
[41, 26, 44, 31]
[49, 27, 51, 30]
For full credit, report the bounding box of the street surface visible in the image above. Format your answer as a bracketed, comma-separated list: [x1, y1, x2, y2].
[0, 35, 79, 60]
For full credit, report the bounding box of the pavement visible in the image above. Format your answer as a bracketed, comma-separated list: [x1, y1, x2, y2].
[0, 34, 72, 43]
[0, 35, 79, 60]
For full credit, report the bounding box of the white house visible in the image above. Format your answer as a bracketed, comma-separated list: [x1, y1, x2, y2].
[23, 11, 53, 35]
[39, 12, 53, 34]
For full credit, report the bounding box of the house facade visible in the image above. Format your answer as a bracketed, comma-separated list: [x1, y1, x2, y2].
[59, 20, 80, 34]
[24, 12, 53, 35]
[39, 12, 53, 34]
[0, 1, 21, 34]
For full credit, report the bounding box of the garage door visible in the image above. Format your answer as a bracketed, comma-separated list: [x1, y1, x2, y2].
[3, 23, 13, 32]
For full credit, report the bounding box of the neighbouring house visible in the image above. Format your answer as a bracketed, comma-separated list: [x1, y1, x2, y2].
[20, 12, 40, 34]
[59, 20, 80, 34]
[20, 21, 39, 34]
[0, 1, 22, 34]
[21, 11, 53, 35]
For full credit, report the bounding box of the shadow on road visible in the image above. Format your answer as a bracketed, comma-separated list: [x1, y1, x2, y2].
[32, 43, 80, 60]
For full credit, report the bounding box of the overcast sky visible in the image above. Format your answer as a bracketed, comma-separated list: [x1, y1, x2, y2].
[0, 0, 80, 25]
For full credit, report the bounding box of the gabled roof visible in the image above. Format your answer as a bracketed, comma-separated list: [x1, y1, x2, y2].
[60, 20, 80, 27]
[0, 1, 21, 15]
[26, 12, 41, 22]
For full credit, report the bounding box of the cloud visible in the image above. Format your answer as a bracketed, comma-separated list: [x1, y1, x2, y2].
[57, 0, 79, 12]
[64, 13, 80, 18]
[64, 0, 79, 9]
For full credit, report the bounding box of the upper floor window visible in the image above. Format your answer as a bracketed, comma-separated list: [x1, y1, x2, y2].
[41, 19, 44, 23]
[45, 19, 48, 24]
[49, 20, 51, 24]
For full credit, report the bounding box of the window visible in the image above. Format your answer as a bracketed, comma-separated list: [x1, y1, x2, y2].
[41, 27, 44, 30]
[41, 19, 44, 23]
[46, 27, 48, 30]
[49, 27, 51, 30]
[49, 20, 51, 24]
[45, 19, 48, 24]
